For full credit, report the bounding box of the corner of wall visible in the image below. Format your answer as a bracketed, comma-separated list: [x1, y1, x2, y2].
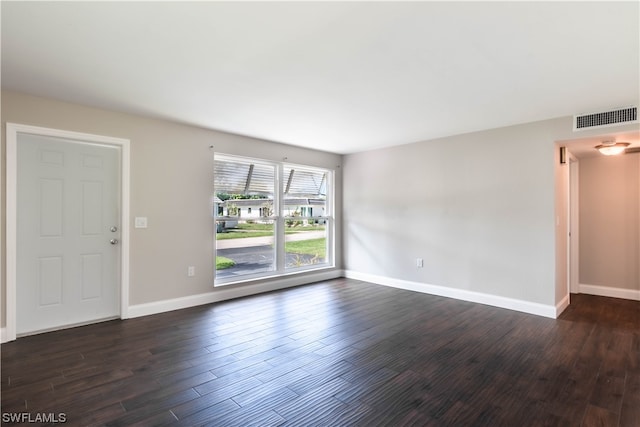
[555, 294, 570, 317]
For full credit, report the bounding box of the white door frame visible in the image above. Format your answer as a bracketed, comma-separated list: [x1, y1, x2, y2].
[5, 123, 130, 342]
[568, 155, 580, 295]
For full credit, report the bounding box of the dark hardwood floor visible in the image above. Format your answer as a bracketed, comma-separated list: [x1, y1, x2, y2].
[1, 279, 639, 426]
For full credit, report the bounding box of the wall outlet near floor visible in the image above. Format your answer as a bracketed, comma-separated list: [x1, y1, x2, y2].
[187, 266, 195, 277]
[416, 258, 424, 268]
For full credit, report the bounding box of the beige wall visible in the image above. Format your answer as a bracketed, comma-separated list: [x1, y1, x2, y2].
[579, 153, 639, 291]
[1, 90, 343, 328]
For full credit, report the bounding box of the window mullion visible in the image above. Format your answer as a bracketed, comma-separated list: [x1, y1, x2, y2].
[275, 163, 285, 272]
[326, 172, 334, 267]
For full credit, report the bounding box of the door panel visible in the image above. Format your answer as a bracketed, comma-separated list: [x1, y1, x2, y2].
[17, 134, 120, 335]
[38, 256, 63, 306]
[81, 253, 103, 299]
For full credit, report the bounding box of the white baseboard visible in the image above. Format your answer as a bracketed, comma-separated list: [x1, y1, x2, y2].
[128, 269, 343, 318]
[555, 294, 570, 317]
[344, 270, 558, 319]
[579, 283, 640, 301]
[1, 327, 7, 344]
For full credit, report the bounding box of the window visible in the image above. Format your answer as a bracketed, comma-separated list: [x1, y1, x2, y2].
[214, 154, 333, 284]
[282, 165, 330, 271]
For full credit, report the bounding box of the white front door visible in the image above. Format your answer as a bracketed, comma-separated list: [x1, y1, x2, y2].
[16, 133, 121, 335]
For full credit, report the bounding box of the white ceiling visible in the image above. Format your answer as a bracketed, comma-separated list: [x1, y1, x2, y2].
[2, 1, 639, 154]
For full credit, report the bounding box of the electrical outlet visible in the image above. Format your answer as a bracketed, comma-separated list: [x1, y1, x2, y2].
[416, 258, 424, 268]
[188, 266, 195, 277]
[135, 217, 148, 228]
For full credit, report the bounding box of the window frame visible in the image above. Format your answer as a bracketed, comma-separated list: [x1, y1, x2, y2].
[214, 153, 334, 286]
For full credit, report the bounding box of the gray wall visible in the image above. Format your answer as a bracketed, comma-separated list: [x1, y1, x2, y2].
[579, 154, 639, 291]
[3, 89, 638, 329]
[1, 90, 343, 327]
[343, 117, 638, 307]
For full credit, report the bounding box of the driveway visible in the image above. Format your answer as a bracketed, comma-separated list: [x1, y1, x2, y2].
[216, 241, 324, 279]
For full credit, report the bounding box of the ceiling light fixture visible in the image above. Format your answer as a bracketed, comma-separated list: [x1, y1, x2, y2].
[595, 141, 630, 156]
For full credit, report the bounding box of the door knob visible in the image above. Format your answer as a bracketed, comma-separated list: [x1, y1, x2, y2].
[110, 239, 119, 245]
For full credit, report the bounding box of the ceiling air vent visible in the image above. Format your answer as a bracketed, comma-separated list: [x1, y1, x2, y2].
[573, 106, 637, 131]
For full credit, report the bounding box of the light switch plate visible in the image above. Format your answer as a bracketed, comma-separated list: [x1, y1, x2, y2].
[135, 217, 148, 228]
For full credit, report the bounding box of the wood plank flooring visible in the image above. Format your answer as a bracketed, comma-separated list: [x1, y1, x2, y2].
[1, 279, 639, 426]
